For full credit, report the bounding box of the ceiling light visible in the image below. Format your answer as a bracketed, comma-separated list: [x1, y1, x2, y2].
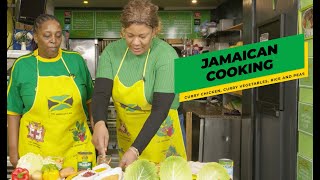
[192, 0, 197, 3]
[83, 1, 88, 4]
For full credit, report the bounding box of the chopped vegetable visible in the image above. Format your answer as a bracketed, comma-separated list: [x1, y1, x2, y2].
[82, 171, 96, 177]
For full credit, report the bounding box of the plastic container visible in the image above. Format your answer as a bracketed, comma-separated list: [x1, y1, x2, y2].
[75, 170, 98, 180]
[92, 163, 112, 175]
[94, 167, 123, 180]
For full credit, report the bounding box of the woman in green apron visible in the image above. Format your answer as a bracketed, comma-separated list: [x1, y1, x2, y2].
[7, 14, 96, 170]
[91, 0, 187, 168]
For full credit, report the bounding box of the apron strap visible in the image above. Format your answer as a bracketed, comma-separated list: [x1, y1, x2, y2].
[36, 57, 40, 77]
[61, 56, 75, 78]
[115, 48, 129, 76]
[115, 48, 151, 81]
[142, 49, 151, 80]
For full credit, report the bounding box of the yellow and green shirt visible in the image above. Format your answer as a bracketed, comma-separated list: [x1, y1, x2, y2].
[7, 49, 94, 117]
[96, 37, 179, 109]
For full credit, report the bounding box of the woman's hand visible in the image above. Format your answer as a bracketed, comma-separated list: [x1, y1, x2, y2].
[92, 121, 109, 155]
[9, 153, 19, 168]
[119, 147, 139, 168]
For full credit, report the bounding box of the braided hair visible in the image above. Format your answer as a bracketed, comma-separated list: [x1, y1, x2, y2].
[33, 14, 60, 33]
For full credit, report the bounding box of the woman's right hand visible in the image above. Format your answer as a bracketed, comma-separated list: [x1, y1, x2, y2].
[9, 153, 19, 168]
[92, 121, 109, 155]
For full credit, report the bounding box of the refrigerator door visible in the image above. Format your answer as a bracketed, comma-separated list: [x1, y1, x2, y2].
[69, 39, 98, 79]
[254, 14, 297, 180]
[255, 15, 284, 180]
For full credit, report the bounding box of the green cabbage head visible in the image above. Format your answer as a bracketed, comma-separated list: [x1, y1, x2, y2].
[197, 162, 230, 180]
[159, 156, 192, 180]
[124, 159, 159, 180]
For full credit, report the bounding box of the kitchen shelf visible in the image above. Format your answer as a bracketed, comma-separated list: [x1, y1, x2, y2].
[224, 23, 243, 31]
[7, 50, 31, 59]
[205, 23, 243, 39]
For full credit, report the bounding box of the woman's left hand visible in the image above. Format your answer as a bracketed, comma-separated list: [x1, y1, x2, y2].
[119, 148, 138, 168]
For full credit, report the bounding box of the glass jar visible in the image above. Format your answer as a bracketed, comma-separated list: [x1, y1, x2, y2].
[96, 154, 111, 165]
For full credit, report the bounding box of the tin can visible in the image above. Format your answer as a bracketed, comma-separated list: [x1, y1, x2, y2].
[77, 151, 93, 171]
[219, 158, 233, 180]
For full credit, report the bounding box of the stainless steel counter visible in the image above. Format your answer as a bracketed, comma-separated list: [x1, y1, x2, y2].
[183, 100, 241, 180]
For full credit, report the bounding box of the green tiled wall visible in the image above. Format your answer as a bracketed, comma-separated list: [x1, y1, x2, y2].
[297, 155, 313, 180]
[298, 102, 313, 135]
[299, 87, 313, 104]
[297, 2, 313, 179]
[298, 132, 313, 159]
[299, 58, 313, 87]
[300, 0, 313, 9]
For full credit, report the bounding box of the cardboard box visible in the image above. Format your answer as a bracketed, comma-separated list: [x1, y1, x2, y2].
[219, 19, 234, 31]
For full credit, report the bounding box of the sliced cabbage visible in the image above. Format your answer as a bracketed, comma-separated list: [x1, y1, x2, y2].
[124, 159, 159, 180]
[159, 156, 192, 180]
[17, 152, 43, 174]
[196, 162, 229, 180]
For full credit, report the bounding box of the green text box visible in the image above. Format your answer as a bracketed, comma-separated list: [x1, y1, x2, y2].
[175, 35, 305, 93]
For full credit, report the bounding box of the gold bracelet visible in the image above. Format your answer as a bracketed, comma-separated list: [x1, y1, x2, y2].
[129, 146, 139, 158]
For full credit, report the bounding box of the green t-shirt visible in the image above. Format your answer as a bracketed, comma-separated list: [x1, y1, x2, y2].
[96, 37, 179, 109]
[7, 49, 94, 117]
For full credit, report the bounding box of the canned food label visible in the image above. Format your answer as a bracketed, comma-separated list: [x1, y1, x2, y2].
[77, 152, 93, 171]
[219, 158, 233, 180]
